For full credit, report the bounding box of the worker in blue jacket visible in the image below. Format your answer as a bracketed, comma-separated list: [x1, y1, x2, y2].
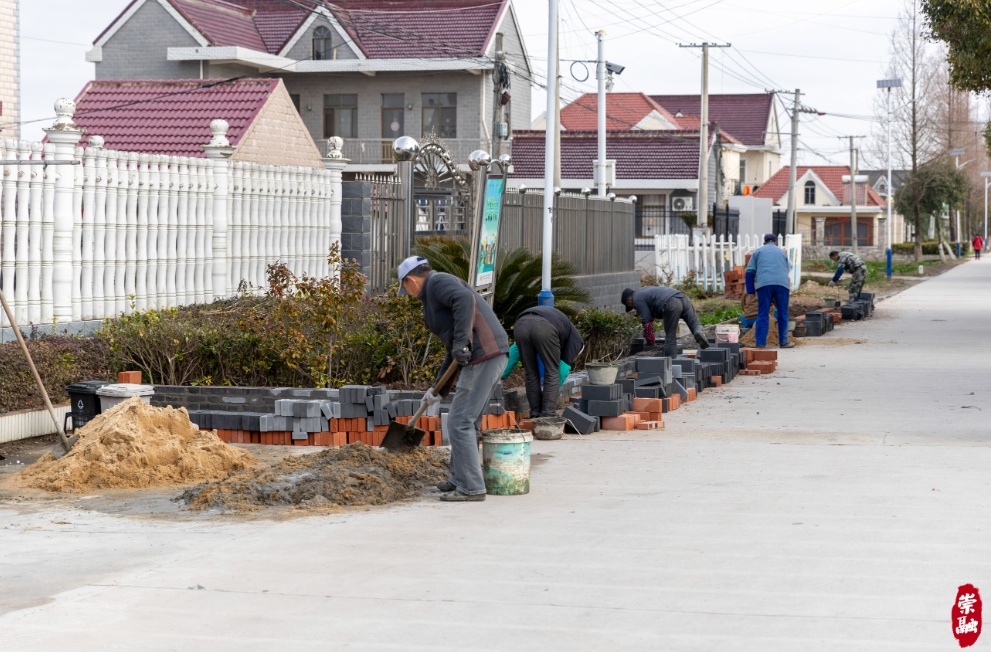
[745, 233, 794, 349]
[503, 306, 584, 418]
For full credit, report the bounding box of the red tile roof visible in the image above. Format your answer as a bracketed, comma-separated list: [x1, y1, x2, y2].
[98, 0, 507, 59]
[329, 0, 506, 59]
[650, 93, 776, 147]
[559, 93, 680, 131]
[170, 0, 269, 52]
[510, 130, 709, 181]
[71, 78, 280, 157]
[754, 166, 886, 207]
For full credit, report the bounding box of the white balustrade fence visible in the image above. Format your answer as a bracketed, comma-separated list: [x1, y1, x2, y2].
[0, 102, 343, 327]
[654, 232, 803, 292]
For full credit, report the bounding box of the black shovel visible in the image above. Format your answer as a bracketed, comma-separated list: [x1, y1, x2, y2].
[381, 362, 459, 451]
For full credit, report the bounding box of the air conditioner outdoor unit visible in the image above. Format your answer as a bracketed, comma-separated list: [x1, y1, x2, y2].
[672, 197, 694, 211]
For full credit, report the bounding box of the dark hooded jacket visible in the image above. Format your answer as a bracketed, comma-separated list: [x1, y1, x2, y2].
[418, 272, 509, 381]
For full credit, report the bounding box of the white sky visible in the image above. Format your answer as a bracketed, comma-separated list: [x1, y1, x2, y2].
[19, 0, 924, 165]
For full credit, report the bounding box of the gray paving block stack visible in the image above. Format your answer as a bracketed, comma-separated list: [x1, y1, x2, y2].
[259, 414, 292, 432]
[636, 357, 673, 385]
[586, 400, 625, 417]
[270, 398, 335, 433]
[579, 384, 624, 418]
[561, 405, 598, 434]
[187, 410, 211, 429]
[699, 349, 730, 380]
[713, 342, 744, 371]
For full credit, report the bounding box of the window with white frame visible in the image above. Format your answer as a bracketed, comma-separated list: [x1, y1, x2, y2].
[313, 26, 333, 60]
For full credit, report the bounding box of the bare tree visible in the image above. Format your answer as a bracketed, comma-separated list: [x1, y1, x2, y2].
[869, 0, 948, 258]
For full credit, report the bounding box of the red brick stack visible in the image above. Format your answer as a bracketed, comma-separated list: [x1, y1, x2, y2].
[742, 348, 778, 375]
[723, 266, 746, 298]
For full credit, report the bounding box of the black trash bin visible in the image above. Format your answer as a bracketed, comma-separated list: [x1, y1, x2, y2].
[65, 380, 112, 431]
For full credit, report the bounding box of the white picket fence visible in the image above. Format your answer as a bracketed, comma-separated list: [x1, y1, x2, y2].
[654, 232, 804, 292]
[0, 101, 344, 327]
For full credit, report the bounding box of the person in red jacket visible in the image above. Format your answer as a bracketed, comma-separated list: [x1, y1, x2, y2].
[973, 234, 984, 260]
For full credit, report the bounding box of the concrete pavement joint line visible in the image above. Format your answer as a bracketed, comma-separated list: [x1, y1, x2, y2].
[80, 583, 948, 624]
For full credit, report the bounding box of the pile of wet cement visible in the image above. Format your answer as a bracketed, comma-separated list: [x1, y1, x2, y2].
[20, 398, 257, 492]
[178, 443, 450, 511]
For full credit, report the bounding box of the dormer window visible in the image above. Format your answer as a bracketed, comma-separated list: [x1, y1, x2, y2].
[313, 26, 333, 60]
[804, 180, 816, 205]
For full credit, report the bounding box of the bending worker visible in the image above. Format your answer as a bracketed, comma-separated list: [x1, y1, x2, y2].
[502, 306, 584, 418]
[621, 286, 709, 358]
[398, 255, 509, 503]
[828, 250, 867, 303]
[745, 233, 794, 349]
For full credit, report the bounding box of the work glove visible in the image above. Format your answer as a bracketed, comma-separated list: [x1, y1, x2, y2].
[453, 346, 471, 365]
[421, 388, 441, 406]
[828, 280, 836, 287]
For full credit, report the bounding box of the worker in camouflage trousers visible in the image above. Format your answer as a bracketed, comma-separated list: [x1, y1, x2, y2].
[828, 250, 867, 303]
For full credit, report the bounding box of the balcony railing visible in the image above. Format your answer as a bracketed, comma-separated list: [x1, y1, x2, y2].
[341, 138, 493, 165]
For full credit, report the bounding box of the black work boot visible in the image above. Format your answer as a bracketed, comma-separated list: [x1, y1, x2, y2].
[694, 331, 710, 349]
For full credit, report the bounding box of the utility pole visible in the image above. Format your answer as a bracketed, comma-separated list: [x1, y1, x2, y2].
[847, 137, 858, 256]
[767, 89, 820, 235]
[840, 135, 867, 256]
[680, 42, 730, 228]
[786, 89, 800, 235]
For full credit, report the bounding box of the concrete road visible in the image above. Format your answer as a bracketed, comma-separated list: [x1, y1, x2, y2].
[2, 261, 990, 651]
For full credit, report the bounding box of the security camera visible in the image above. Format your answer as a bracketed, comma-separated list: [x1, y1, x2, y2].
[605, 62, 625, 75]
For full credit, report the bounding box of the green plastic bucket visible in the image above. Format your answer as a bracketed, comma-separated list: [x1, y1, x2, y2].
[481, 428, 532, 495]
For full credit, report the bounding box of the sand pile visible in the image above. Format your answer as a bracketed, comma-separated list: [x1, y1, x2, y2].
[21, 398, 257, 492]
[179, 443, 449, 512]
[740, 315, 780, 346]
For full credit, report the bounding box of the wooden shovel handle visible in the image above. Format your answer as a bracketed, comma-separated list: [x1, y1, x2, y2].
[0, 289, 71, 451]
[410, 361, 460, 430]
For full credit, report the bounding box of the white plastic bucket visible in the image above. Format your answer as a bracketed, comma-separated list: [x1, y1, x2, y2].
[715, 324, 740, 343]
[481, 429, 532, 495]
[95, 383, 155, 412]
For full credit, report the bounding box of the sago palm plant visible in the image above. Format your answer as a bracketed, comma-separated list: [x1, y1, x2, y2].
[414, 236, 591, 331]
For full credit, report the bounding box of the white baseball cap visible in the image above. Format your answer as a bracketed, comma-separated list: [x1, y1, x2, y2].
[397, 255, 429, 295]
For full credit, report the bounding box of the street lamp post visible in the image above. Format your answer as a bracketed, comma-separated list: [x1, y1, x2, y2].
[982, 171, 991, 249]
[950, 148, 967, 258]
[877, 79, 901, 278]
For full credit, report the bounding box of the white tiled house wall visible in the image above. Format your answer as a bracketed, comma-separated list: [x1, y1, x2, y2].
[0, 0, 18, 140]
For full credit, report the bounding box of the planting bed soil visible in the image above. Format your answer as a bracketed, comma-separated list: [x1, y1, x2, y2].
[178, 443, 449, 512]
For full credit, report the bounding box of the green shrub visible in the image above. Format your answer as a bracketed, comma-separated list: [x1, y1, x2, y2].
[415, 235, 592, 332]
[891, 240, 971, 256]
[573, 308, 641, 365]
[0, 336, 112, 413]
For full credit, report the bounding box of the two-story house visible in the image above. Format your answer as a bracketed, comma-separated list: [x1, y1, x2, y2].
[526, 92, 780, 224]
[753, 165, 896, 254]
[649, 93, 782, 195]
[87, 0, 532, 173]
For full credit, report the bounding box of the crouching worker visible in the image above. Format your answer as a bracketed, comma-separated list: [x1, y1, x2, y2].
[502, 306, 584, 418]
[397, 256, 509, 502]
[621, 286, 709, 358]
[828, 250, 867, 303]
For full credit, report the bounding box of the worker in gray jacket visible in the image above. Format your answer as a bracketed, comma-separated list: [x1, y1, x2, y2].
[621, 286, 709, 358]
[398, 256, 509, 503]
[504, 306, 584, 418]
